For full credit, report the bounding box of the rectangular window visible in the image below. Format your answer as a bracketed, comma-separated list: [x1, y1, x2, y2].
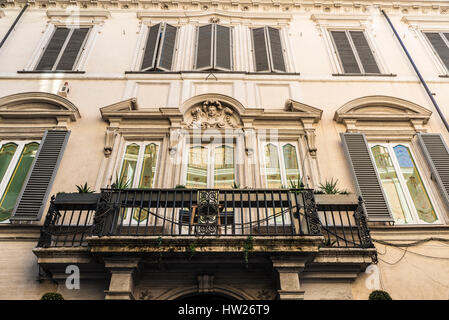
[141, 23, 178, 71]
[195, 24, 233, 71]
[370, 143, 438, 224]
[423, 32, 449, 73]
[330, 30, 380, 74]
[251, 26, 286, 72]
[185, 142, 236, 188]
[0, 141, 39, 222]
[36, 27, 90, 71]
[262, 141, 301, 188]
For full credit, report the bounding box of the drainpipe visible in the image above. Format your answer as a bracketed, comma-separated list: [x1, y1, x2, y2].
[381, 9, 449, 133]
[0, 3, 28, 49]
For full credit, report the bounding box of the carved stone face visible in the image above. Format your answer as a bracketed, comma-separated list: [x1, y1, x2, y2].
[207, 105, 218, 118]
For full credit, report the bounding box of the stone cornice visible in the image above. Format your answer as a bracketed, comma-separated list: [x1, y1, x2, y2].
[46, 9, 111, 19]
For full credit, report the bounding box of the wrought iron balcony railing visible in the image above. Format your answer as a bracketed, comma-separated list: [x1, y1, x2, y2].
[37, 188, 374, 249]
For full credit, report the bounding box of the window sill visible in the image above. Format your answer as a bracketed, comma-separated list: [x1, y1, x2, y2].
[438, 75, 449, 78]
[17, 70, 86, 74]
[125, 70, 300, 76]
[332, 73, 397, 77]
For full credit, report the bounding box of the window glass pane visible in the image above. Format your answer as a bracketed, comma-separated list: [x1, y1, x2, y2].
[264, 143, 282, 188]
[393, 145, 437, 223]
[0, 143, 18, 183]
[282, 144, 300, 185]
[371, 145, 412, 224]
[214, 145, 234, 188]
[119, 144, 140, 188]
[138, 143, 159, 188]
[0, 143, 39, 222]
[186, 146, 208, 188]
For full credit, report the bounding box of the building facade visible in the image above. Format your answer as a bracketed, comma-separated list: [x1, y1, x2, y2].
[0, 0, 449, 300]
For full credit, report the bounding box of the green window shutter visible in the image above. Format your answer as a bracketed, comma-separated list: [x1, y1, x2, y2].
[252, 27, 270, 72]
[331, 31, 361, 74]
[195, 24, 213, 70]
[267, 27, 286, 72]
[10, 130, 70, 221]
[56, 28, 89, 71]
[340, 133, 393, 221]
[214, 25, 232, 71]
[417, 133, 449, 208]
[349, 31, 380, 74]
[424, 32, 449, 71]
[157, 24, 177, 71]
[141, 24, 161, 71]
[35, 28, 70, 71]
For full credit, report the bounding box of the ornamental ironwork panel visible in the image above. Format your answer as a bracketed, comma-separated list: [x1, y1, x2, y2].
[196, 189, 219, 235]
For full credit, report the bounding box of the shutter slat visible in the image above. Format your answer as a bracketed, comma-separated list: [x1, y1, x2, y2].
[349, 31, 380, 74]
[56, 28, 89, 71]
[252, 27, 270, 72]
[331, 31, 361, 74]
[267, 27, 286, 72]
[417, 133, 449, 208]
[36, 28, 70, 71]
[425, 32, 449, 71]
[341, 133, 393, 221]
[196, 24, 213, 70]
[214, 25, 232, 71]
[10, 130, 70, 221]
[157, 24, 177, 71]
[141, 24, 161, 71]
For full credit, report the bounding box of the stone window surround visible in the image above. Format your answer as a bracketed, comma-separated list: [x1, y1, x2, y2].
[402, 15, 449, 76]
[311, 13, 390, 76]
[24, 10, 110, 72]
[132, 10, 294, 73]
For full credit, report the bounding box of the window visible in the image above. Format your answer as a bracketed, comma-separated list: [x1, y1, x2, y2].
[118, 142, 160, 189]
[370, 143, 438, 224]
[262, 142, 300, 188]
[141, 23, 178, 71]
[0, 141, 39, 222]
[185, 143, 235, 188]
[195, 24, 233, 71]
[35, 27, 90, 71]
[251, 26, 286, 72]
[330, 30, 380, 74]
[423, 32, 449, 73]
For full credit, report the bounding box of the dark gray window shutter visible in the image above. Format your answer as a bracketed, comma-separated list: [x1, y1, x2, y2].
[141, 24, 161, 71]
[349, 31, 380, 74]
[10, 130, 70, 221]
[252, 27, 270, 72]
[56, 28, 89, 71]
[267, 27, 286, 72]
[331, 31, 361, 74]
[195, 24, 213, 70]
[214, 25, 232, 71]
[157, 24, 177, 71]
[36, 28, 70, 71]
[340, 133, 393, 221]
[417, 133, 449, 208]
[424, 32, 449, 71]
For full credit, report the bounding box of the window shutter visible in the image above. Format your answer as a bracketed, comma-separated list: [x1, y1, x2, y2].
[141, 24, 161, 71]
[331, 31, 361, 74]
[252, 27, 270, 72]
[195, 24, 213, 70]
[340, 133, 393, 221]
[424, 32, 449, 71]
[157, 24, 177, 71]
[56, 28, 89, 71]
[267, 27, 286, 72]
[349, 31, 380, 74]
[35, 28, 70, 71]
[10, 130, 70, 221]
[214, 25, 232, 71]
[417, 133, 449, 208]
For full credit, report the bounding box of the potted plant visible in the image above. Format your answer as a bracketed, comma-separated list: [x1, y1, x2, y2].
[369, 290, 392, 300]
[41, 292, 64, 300]
[54, 182, 99, 205]
[313, 178, 358, 205]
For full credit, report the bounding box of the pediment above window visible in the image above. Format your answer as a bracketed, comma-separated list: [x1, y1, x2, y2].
[46, 9, 110, 25]
[283, 99, 323, 124]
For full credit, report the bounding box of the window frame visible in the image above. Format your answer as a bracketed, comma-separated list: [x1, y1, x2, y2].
[369, 141, 441, 225]
[0, 140, 40, 223]
[250, 26, 288, 73]
[421, 30, 449, 75]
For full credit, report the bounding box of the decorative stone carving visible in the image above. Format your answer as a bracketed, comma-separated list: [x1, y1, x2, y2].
[197, 274, 214, 293]
[187, 100, 238, 129]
